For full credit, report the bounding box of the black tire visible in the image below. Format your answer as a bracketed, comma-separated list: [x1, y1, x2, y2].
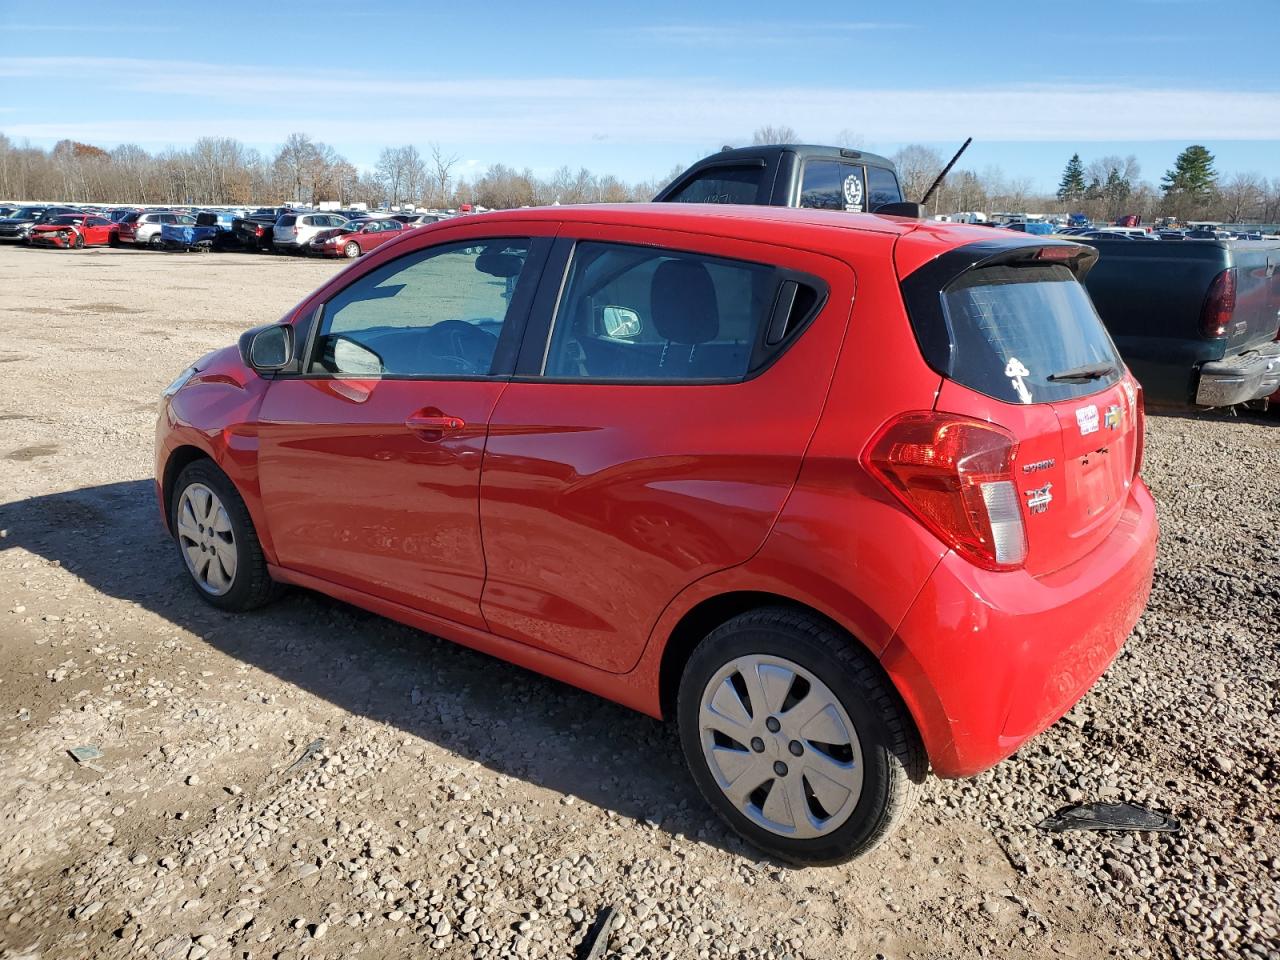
[170, 459, 282, 612]
[109, 231, 120, 248]
[72, 234, 84, 249]
[148, 235, 163, 249]
[676, 606, 925, 865]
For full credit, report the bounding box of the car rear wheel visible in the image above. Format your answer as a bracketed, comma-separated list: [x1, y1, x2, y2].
[344, 241, 361, 259]
[171, 460, 281, 611]
[148, 235, 163, 249]
[677, 607, 925, 865]
[72, 234, 84, 249]
[109, 231, 120, 248]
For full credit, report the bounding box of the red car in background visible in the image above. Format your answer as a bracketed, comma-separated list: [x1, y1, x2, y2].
[309, 217, 406, 258]
[155, 205, 1157, 865]
[28, 213, 116, 249]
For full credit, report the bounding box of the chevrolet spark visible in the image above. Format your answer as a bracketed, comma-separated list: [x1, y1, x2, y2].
[155, 205, 1157, 864]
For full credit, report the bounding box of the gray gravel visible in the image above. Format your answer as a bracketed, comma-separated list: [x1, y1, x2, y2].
[0, 246, 1276, 959]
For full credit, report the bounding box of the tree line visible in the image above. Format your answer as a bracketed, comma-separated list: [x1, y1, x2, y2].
[2, 128, 1278, 224]
[0, 132, 673, 210]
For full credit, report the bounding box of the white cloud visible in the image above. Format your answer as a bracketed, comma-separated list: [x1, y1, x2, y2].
[1, 57, 1278, 146]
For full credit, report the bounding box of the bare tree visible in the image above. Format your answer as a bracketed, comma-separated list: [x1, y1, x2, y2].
[751, 124, 798, 145]
[1217, 172, 1266, 223]
[429, 142, 460, 209]
[835, 129, 871, 150]
[891, 145, 945, 205]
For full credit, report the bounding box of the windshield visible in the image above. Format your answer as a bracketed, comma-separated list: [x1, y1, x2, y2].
[12, 207, 45, 219]
[48, 215, 82, 225]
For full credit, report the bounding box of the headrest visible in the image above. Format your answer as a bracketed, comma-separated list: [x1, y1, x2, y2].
[651, 259, 718, 344]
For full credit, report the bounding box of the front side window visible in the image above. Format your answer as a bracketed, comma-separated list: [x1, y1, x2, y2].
[310, 238, 532, 378]
[799, 160, 864, 212]
[666, 165, 766, 205]
[542, 242, 779, 382]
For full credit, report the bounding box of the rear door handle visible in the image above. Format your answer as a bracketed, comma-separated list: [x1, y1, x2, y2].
[405, 413, 466, 441]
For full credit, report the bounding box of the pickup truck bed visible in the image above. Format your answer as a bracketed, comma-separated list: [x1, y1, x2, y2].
[1082, 239, 1280, 407]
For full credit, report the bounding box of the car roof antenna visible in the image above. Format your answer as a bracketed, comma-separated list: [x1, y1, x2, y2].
[920, 137, 973, 207]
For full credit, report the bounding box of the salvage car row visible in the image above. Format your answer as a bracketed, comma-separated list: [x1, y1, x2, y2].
[0, 203, 447, 257]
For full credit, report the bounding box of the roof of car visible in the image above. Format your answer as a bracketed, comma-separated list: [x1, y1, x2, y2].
[461, 201, 998, 242]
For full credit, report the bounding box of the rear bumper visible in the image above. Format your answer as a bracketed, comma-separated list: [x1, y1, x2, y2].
[1195, 341, 1280, 406]
[881, 480, 1158, 778]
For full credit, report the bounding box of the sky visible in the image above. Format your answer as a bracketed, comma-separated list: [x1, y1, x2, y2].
[2, 0, 1278, 192]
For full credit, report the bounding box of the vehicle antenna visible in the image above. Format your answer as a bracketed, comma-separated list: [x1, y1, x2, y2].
[920, 137, 973, 206]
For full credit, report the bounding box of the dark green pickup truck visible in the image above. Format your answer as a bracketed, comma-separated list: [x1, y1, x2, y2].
[1082, 240, 1280, 408]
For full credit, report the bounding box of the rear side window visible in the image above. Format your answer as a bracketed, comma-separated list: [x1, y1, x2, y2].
[541, 242, 822, 382]
[866, 166, 902, 209]
[800, 160, 864, 212]
[938, 264, 1122, 403]
[666, 165, 766, 205]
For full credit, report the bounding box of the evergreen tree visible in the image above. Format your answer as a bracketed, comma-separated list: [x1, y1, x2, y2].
[1056, 153, 1087, 203]
[1161, 145, 1218, 200]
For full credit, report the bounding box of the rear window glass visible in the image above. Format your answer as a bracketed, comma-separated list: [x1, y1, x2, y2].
[800, 160, 864, 212]
[278, 215, 297, 226]
[866, 166, 902, 209]
[666, 165, 766, 205]
[940, 264, 1122, 403]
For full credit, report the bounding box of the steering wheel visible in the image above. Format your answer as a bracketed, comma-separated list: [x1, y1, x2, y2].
[418, 319, 499, 375]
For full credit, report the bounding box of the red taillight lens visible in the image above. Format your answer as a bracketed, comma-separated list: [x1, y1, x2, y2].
[863, 412, 1028, 570]
[254, 225, 264, 236]
[1133, 381, 1146, 476]
[1199, 268, 1236, 338]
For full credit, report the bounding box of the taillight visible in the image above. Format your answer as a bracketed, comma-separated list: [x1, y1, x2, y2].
[254, 225, 264, 236]
[863, 412, 1027, 570]
[1133, 380, 1146, 476]
[1199, 268, 1236, 338]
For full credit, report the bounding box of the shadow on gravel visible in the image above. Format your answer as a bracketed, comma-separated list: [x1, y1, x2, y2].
[0, 481, 745, 855]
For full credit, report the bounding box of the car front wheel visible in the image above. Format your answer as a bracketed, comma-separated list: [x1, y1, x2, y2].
[677, 607, 925, 865]
[171, 460, 281, 611]
[344, 241, 361, 259]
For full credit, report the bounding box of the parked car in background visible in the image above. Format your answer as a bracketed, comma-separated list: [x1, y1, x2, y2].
[1002, 221, 1055, 235]
[0, 205, 78, 243]
[272, 212, 351, 254]
[1077, 230, 1157, 241]
[655, 144, 905, 213]
[405, 213, 443, 227]
[1083, 237, 1280, 407]
[1157, 230, 1187, 240]
[130, 212, 195, 248]
[108, 208, 142, 223]
[155, 205, 1156, 864]
[160, 211, 233, 252]
[308, 217, 407, 258]
[28, 213, 116, 248]
[232, 214, 278, 251]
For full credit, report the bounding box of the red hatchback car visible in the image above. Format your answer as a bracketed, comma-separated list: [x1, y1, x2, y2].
[29, 213, 115, 248]
[155, 205, 1157, 863]
[309, 217, 407, 258]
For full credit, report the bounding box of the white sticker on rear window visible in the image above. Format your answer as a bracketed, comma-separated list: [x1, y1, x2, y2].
[842, 173, 864, 212]
[1076, 404, 1100, 435]
[1004, 357, 1032, 404]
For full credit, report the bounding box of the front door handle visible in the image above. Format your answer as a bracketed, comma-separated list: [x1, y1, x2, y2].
[405, 412, 466, 441]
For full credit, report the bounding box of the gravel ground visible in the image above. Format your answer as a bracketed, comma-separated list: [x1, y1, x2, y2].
[0, 244, 1276, 960]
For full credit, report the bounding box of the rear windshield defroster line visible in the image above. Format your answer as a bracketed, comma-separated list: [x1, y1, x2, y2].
[900, 240, 1120, 404]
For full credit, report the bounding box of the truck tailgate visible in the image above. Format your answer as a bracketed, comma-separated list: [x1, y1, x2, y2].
[1225, 242, 1280, 354]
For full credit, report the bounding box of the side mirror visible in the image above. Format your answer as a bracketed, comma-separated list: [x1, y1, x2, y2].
[248, 324, 294, 371]
[601, 305, 642, 339]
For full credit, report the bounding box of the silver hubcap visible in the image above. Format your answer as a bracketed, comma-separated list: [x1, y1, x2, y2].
[699, 654, 863, 839]
[176, 483, 237, 596]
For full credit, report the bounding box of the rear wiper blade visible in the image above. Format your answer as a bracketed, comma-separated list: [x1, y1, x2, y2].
[1047, 361, 1118, 382]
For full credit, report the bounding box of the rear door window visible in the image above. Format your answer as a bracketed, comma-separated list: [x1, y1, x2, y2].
[541, 242, 821, 382]
[938, 264, 1122, 403]
[799, 160, 865, 212]
[666, 165, 766, 204]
